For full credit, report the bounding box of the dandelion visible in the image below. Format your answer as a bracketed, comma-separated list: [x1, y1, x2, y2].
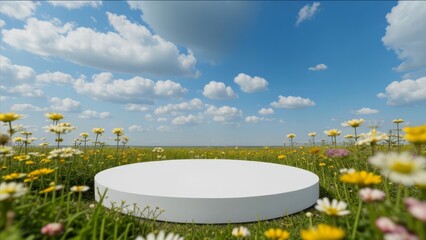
[405, 198, 426, 222]
[41, 222, 64, 237]
[39, 183, 64, 194]
[340, 171, 382, 186]
[135, 231, 184, 240]
[70, 185, 90, 192]
[324, 129, 341, 146]
[315, 197, 350, 216]
[264, 228, 290, 240]
[301, 224, 345, 240]
[342, 119, 364, 142]
[309, 147, 321, 154]
[112, 128, 124, 152]
[28, 168, 55, 177]
[369, 152, 426, 186]
[0, 182, 28, 201]
[403, 124, 426, 154]
[232, 226, 250, 238]
[287, 133, 296, 146]
[2, 173, 27, 181]
[0, 112, 23, 137]
[278, 154, 286, 160]
[359, 188, 385, 203]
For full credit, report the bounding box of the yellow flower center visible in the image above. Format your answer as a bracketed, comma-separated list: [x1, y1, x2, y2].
[325, 208, 339, 216]
[390, 161, 414, 174]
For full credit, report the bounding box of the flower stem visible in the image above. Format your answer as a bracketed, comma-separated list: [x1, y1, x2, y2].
[351, 200, 363, 240]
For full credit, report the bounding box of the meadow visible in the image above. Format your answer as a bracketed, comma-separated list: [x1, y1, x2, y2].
[0, 113, 425, 240]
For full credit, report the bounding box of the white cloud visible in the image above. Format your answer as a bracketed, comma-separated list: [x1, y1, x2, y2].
[172, 114, 203, 126]
[49, 97, 81, 112]
[145, 114, 154, 121]
[36, 71, 75, 84]
[48, 1, 102, 9]
[0, 55, 36, 85]
[128, 125, 147, 132]
[270, 95, 316, 109]
[154, 98, 204, 115]
[78, 110, 111, 119]
[2, 13, 198, 77]
[127, 1, 255, 60]
[125, 104, 149, 112]
[382, 1, 426, 72]
[296, 2, 320, 26]
[354, 107, 379, 115]
[258, 108, 274, 115]
[205, 105, 242, 123]
[234, 73, 268, 93]
[157, 125, 171, 132]
[157, 117, 168, 122]
[203, 81, 237, 100]
[377, 77, 426, 106]
[10, 103, 45, 112]
[8, 84, 45, 98]
[0, 19, 5, 28]
[74, 72, 188, 104]
[308, 63, 328, 71]
[0, 1, 39, 20]
[245, 116, 264, 123]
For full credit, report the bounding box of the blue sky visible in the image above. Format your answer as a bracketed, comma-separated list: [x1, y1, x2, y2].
[0, 1, 425, 146]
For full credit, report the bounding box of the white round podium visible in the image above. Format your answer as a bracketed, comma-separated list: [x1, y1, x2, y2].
[94, 159, 319, 223]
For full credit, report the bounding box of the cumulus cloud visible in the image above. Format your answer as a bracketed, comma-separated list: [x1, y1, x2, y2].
[270, 95, 316, 109]
[36, 71, 75, 84]
[48, 1, 102, 9]
[245, 116, 264, 123]
[234, 73, 268, 93]
[125, 104, 149, 112]
[157, 125, 171, 132]
[10, 103, 45, 112]
[203, 81, 237, 100]
[0, 19, 5, 28]
[2, 12, 198, 77]
[49, 97, 81, 112]
[0, 55, 36, 85]
[377, 77, 426, 106]
[0, 1, 39, 20]
[73, 72, 188, 104]
[78, 110, 112, 119]
[8, 84, 45, 98]
[145, 114, 154, 121]
[128, 1, 255, 60]
[382, 1, 426, 72]
[296, 2, 320, 26]
[258, 108, 274, 115]
[205, 105, 242, 123]
[172, 114, 203, 126]
[128, 125, 147, 132]
[308, 63, 328, 71]
[154, 98, 204, 115]
[354, 107, 379, 115]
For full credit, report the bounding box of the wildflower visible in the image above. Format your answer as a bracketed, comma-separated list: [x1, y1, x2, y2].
[315, 197, 350, 216]
[357, 128, 388, 145]
[393, 119, 404, 124]
[342, 119, 364, 128]
[308, 132, 317, 137]
[405, 198, 426, 222]
[0, 146, 14, 157]
[48, 147, 83, 159]
[326, 149, 350, 158]
[92, 128, 105, 134]
[152, 147, 165, 153]
[135, 231, 184, 240]
[39, 142, 49, 147]
[287, 133, 296, 139]
[14, 137, 22, 142]
[309, 147, 321, 154]
[264, 228, 290, 240]
[359, 188, 385, 203]
[0, 182, 28, 201]
[232, 226, 250, 238]
[319, 162, 326, 167]
[28, 168, 55, 177]
[112, 128, 124, 136]
[45, 113, 64, 122]
[80, 132, 89, 138]
[340, 171, 382, 186]
[0, 112, 22, 122]
[13, 155, 30, 161]
[324, 129, 341, 137]
[344, 134, 354, 139]
[2, 173, 27, 181]
[403, 124, 426, 145]
[369, 152, 426, 186]
[339, 168, 355, 174]
[278, 154, 286, 160]
[375, 217, 419, 240]
[301, 224, 345, 240]
[39, 183, 64, 194]
[44, 124, 76, 134]
[41, 222, 64, 237]
[70, 185, 90, 192]
[306, 212, 313, 217]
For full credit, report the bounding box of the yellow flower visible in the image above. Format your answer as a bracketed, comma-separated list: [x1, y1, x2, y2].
[340, 171, 382, 186]
[308, 132, 317, 137]
[13, 155, 30, 161]
[112, 128, 124, 136]
[309, 147, 321, 154]
[45, 113, 64, 121]
[80, 132, 89, 138]
[393, 119, 404, 124]
[25, 160, 35, 165]
[0, 112, 22, 122]
[39, 183, 63, 194]
[287, 133, 296, 139]
[70, 185, 90, 192]
[0, 182, 28, 201]
[324, 129, 341, 137]
[264, 228, 290, 240]
[319, 162, 326, 167]
[278, 154, 286, 160]
[301, 224, 345, 240]
[403, 124, 426, 145]
[2, 173, 27, 180]
[92, 128, 105, 134]
[342, 119, 364, 128]
[28, 168, 55, 177]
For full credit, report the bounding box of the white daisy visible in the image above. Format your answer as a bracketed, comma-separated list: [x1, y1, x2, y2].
[135, 231, 184, 240]
[0, 182, 28, 201]
[315, 197, 350, 216]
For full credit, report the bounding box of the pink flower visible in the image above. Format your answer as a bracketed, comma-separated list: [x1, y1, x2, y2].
[41, 222, 64, 236]
[359, 188, 386, 203]
[384, 232, 419, 240]
[375, 217, 407, 234]
[326, 149, 350, 158]
[405, 198, 426, 222]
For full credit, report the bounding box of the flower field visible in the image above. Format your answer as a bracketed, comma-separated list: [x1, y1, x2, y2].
[1, 112, 426, 240]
